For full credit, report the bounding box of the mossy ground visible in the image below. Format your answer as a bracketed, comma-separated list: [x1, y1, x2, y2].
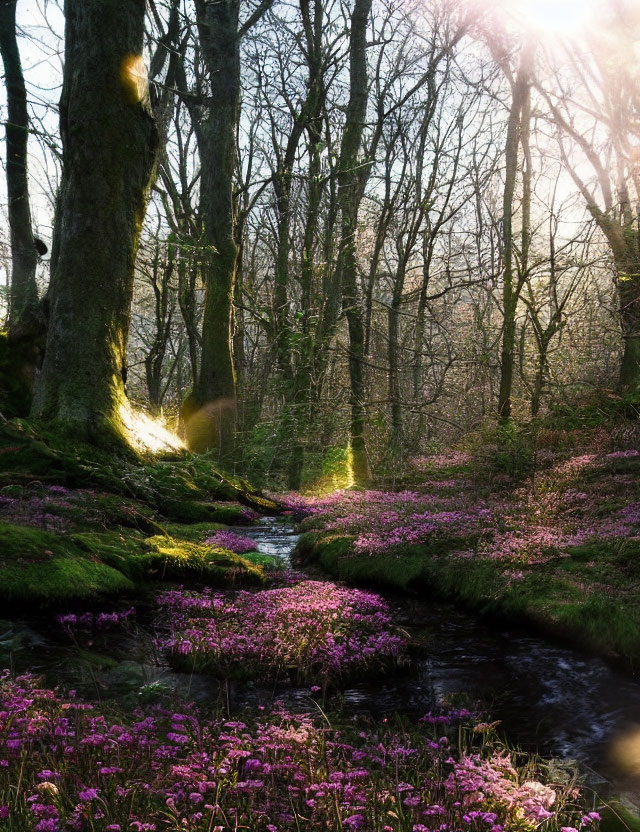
[295, 447, 640, 671]
[296, 530, 640, 669]
[0, 522, 264, 607]
[0, 419, 279, 517]
[0, 420, 278, 606]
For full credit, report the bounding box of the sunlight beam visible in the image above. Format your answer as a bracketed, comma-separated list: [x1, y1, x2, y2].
[119, 402, 185, 455]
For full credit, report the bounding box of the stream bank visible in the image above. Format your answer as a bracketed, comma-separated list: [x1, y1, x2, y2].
[4, 517, 640, 810]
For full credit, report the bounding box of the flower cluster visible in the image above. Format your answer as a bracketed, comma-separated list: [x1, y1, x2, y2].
[290, 448, 640, 567]
[56, 608, 136, 634]
[203, 530, 258, 554]
[0, 673, 597, 832]
[156, 580, 408, 685]
[283, 490, 490, 554]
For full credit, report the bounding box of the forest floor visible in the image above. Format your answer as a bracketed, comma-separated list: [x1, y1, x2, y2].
[0, 418, 283, 608]
[294, 445, 640, 672]
[0, 415, 638, 830]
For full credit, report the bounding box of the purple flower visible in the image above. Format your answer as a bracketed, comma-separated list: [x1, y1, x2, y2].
[35, 821, 58, 832]
[78, 788, 99, 801]
[204, 531, 257, 554]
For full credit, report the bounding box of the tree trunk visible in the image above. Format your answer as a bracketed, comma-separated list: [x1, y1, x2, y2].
[145, 242, 174, 413]
[184, 0, 240, 457]
[0, 0, 39, 333]
[388, 259, 407, 457]
[177, 241, 200, 387]
[497, 38, 534, 424]
[530, 338, 549, 418]
[616, 247, 640, 390]
[31, 0, 157, 441]
[338, 0, 372, 486]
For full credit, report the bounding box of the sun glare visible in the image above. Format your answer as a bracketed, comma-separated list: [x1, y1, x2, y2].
[119, 402, 186, 455]
[120, 54, 148, 103]
[305, 443, 356, 496]
[501, 0, 598, 33]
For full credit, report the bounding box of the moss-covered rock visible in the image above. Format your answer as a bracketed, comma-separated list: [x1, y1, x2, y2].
[0, 418, 279, 605]
[158, 499, 253, 525]
[0, 520, 265, 608]
[143, 535, 264, 584]
[0, 522, 135, 603]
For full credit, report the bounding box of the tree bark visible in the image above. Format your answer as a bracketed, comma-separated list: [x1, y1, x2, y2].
[338, 0, 372, 486]
[497, 38, 534, 424]
[615, 245, 640, 390]
[0, 0, 39, 331]
[183, 0, 240, 457]
[31, 0, 157, 441]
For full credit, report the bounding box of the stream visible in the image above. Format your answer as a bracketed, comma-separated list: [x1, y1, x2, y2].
[4, 517, 640, 799]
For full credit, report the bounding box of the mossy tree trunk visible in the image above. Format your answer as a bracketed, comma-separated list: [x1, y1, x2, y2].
[31, 0, 157, 440]
[184, 0, 273, 459]
[337, 0, 372, 487]
[0, 0, 39, 331]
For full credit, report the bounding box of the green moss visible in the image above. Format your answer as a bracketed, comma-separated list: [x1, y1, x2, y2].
[600, 801, 640, 832]
[143, 535, 264, 584]
[161, 521, 225, 541]
[0, 522, 134, 603]
[71, 530, 151, 582]
[73, 530, 264, 585]
[240, 551, 285, 570]
[0, 420, 277, 521]
[204, 504, 251, 524]
[159, 499, 252, 525]
[0, 519, 265, 607]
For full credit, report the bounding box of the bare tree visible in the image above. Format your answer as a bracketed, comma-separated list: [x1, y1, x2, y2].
[0, 0, 39, 333]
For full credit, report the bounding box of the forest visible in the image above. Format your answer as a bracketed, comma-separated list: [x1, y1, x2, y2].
[1, 0, 640, 830]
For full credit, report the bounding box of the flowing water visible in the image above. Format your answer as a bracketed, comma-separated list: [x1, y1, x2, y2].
[231, 519, 640, 798]
[4, 517, 640, 798]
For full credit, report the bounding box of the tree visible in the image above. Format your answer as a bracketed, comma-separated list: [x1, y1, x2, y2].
[494, 35, 535, 424]
[0, 0, 39, 334]
[336, 0, 373, 485]
[181, 0, 274, 458]
[31, 0, 158, 441]
[539, 1, 640, 390]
